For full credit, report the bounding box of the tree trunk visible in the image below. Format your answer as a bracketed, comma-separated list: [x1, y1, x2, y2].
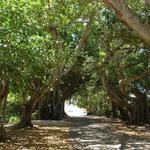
[39, 90, 65, 120]
[16, 82, 44, 128]
[0, 117, 6, 142]
[17, 101, 34, 128]
[0, 97, 7, 142]
[0, 79, 9, 141]
[111, 101, 118, 118]
[129, 89, 148, 124]
[118, 107, 129, 121]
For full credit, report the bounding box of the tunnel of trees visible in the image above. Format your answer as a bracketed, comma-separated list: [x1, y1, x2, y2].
[0, 0, 150, 141]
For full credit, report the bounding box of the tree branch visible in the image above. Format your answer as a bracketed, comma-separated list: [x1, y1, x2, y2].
[119, 69, 150, 95]
[77, 11, 96, 50]
[102, 0, 150, 43]
[100, 73, 131, 110]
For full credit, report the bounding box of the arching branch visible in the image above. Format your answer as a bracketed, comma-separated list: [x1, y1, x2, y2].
[102, 0, 150, 43]
[119, 69, 150, 95]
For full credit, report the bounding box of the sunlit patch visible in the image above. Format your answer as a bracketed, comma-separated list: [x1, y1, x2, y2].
[87, 144, 121, 149]
[65, 102, 87, 117]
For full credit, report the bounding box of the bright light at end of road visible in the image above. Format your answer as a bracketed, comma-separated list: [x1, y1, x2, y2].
[65, 102, 87, 117]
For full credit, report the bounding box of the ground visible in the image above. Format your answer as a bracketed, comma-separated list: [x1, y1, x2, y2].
[70, 116, 150, 150]
[0, 116, 150, 150]
[0, 120, 72, 150]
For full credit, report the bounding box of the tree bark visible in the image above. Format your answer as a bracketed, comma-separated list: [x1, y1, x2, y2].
[16, 87, 43, 128]
[129, 89, 148, 124]
[101, 73, 130, 110]
[17, 100, 34, 128]
[111, 101, 118, 118]
[0, 97, 7, 141]
[39, 90, 65, 120]
[0, 79, 9, 141]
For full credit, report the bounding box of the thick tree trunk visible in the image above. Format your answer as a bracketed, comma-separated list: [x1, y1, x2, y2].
[16, 81, 44, 128]
[39, 90, 65, 120]
[17, 101, 34, 128]
[0, 79, 9, 141]
[108, 89, 149, 124]
[129, 89, 148, 124]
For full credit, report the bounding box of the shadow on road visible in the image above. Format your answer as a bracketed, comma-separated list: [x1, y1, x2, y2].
[70, 116, 150, 150]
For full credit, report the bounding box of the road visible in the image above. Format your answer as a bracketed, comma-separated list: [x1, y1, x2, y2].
[1, 116, 150, 150]
[70, 116, 150, 150]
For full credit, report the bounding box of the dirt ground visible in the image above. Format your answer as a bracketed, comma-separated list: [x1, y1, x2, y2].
[0, 116, 150, 150]
[0, 120, 72, 150]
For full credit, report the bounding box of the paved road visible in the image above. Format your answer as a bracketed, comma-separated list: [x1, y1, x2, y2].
[70, 116, 150, 150]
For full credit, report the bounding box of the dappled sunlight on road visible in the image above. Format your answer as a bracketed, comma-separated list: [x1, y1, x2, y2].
[70, 116, 150, 150]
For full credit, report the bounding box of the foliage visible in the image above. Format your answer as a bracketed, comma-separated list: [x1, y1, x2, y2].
[6, 93, 22, 120]
[75, 88, 111, 116]
[8, 116, 20, 124]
